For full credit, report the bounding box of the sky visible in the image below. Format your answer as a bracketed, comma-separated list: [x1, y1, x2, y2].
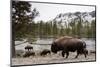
[31, 2, 95, 22]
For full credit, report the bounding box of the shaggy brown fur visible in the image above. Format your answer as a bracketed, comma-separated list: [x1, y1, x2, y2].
[23, 51, 35, 57]
[40, 49, 51, 56]
[51, 36, 87, 58]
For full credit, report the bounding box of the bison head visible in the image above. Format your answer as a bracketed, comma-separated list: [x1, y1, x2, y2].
[51, 42, 59, 53]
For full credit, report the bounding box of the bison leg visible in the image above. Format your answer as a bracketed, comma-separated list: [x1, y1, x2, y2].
[62, 49, 69, 58]
[84, 54, 87, 58]
[75, 51, 79, 58]
[84, 51, 87, 58]
[62, 51, 65, 57]
[48, 51, 51, 55]
[65, 52, 69, 58]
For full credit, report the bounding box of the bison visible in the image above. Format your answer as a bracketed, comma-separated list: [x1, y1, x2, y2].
[25, 45, 33, 51]
[40, 49, 51, 56]
[51, 36, 87, 58]
[23, 51, 35, 57]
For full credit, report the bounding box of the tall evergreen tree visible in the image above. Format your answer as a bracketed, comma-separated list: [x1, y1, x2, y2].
[12, 1, 39, 57]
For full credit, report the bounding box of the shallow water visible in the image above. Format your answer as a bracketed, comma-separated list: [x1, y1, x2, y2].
[15, 38, 96, 51]
[81, 38, 95, 51]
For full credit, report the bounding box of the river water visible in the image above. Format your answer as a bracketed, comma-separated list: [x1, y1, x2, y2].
[15, 38, 96, 52]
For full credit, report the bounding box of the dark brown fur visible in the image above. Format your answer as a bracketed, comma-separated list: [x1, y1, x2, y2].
[23, 51, 35, 57]
[51, 36, 87, 58]
[25, 45, 33, 51]
[40, 49, 51, 56]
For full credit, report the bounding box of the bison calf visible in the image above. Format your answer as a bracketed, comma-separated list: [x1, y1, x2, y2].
[83, 49, 88, 57]
[40, 49, 51, 56]
[23, 51, 35, 57]
[75, 48, 88, 58]
[25, 45, 33, 51]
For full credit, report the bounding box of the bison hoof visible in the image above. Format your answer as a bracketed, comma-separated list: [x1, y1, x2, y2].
[75, 56, 78, 59]
[85, 55, 87, 58]
[62, 54, 64, 57]
[66, 56, 68, 58]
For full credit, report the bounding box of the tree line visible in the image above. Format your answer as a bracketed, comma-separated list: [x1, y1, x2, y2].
[17, 19, 95, 39]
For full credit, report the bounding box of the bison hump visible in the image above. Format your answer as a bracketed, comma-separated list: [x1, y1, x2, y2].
[55, 36, 73, 42]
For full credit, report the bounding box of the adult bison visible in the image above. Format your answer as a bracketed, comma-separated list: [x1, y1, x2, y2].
[51, 36, 87, 58]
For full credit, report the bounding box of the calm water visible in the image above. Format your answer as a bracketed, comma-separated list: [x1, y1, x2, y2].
[15, 38, 95, 51]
